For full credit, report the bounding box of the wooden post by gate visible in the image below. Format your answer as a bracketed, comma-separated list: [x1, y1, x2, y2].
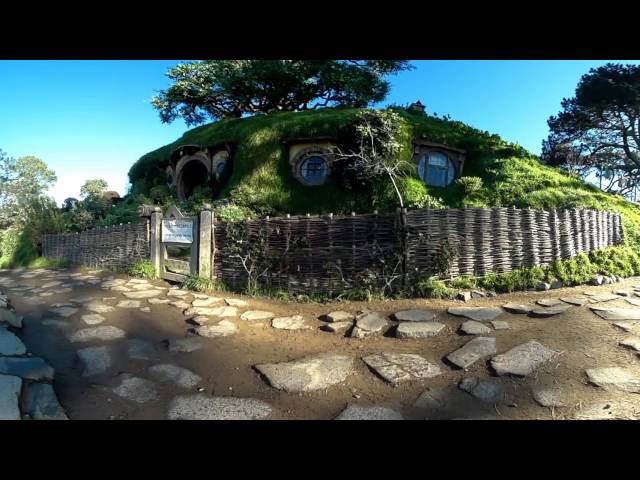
[158, 205, 199, 282]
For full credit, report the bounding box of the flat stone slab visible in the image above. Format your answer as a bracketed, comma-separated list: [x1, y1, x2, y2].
[225, 298, 248, 307]
[459, 377, 506, 404]
[590, 307, 640, 321]
[41, 281, 62, 288]
[502, 303, 533, 314]
[84, 303, 115, 314]
[448, 307, 502, 322]
[192, 297, 223, 308]
[188, 306, 238, 318]
[491, 320, 510, 330]
[255, 352, 354, 392]
[69, 296, 96, 304]
[573, 400, 640, 420]
[530, 305, 571, 317]
[351, 312, 390, 338]
[0, 357, 54, 380]
[536, 298, 563, 307]
[587, 293, 621, 303]
[532, 385, 567, 408]
[41, 318, 69, 328]
[196, 320, 238, 338]
[122, 290, 163, 299]
[625, 298, 640, 307]
[127, 339, 158, 360]
[112, 374, 159, 404]
[586, 367, 640, 393]
[396, 321, 445, 339]
[362, 353, 442, 385]
[335, 405, 403, 420]
[24, 382, 68, 420]
[0, 374, 22, 420]
[393, 309, 437, 322]
[446, 337, 497, 369]
[148, 298, 171, 304]
[81, 313, 105, 325]
[148, 363, 202, 389]
[240, 310, 274, 321]
[560, 296, 589, 306]
[414, 386, 486, 419]
[613, 321, 640, 334]
[167, 289, 190, 297]
[77, 345, 112, 376]
[620, 336, 640, 352]
[321, 321, 353, 333]
[614, 290, 631, 297]
[167, 337, 203, 353]
[459, 320, 491, 335]
[117, 300, 141, 308]
[69, 326, 126, 343]
[322, 311, 355, 323]
[491, 340, 558, 376]
[48, 306, 79, 317]
[168, 394, 272, 420]
[272, 315, 307, 330]
[0, 328, 27, 355]
[0, 308, 23, 328]
[170, 301, 191, 310]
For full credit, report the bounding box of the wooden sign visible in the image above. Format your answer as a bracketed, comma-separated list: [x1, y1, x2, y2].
[162, 219, 194, 244]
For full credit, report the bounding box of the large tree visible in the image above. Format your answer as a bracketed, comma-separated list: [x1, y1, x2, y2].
[0, 150, 57, 228]
[151, 60, 413, 126]
[542, 63, 640, 195]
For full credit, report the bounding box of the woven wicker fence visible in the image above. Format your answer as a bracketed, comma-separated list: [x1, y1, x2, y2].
[213, 207, 624, 295]
[42, 220, 150, 269]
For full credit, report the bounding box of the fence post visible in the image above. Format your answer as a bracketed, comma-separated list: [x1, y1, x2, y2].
[399, 207, 408, 288]
[149, 207, 163, 277]
[199, 205, 213, 278]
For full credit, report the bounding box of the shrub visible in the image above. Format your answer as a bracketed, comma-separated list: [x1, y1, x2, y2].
[128, 260, 158, 280]
[456, 176, 484, 196]
[183, 275, 227, 292]
[415, 278, 457, 299]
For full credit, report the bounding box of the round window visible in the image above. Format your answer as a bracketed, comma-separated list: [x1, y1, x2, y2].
[298, 155, 328, 186]
[215, 161, 226, 175]
[418, 151, 456, 187]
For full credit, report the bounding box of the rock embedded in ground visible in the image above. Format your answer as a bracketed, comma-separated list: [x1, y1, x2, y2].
[531, 385, 567, 408]
[224, 298, 248, 307]
[502, 303, 533, 314]
[148, 298, 170, 305]
[69, 325, 126, 343]
[335, 405, 403, 420]
[393, 309, 436, 322]
[167, 289, 190, 297]
[255, 352, 354, 392]
[362, 353, 442, 385]
[459, 320, 491, 335]
[536, 282, 551, 291]
[491, 340, 558, 376]
[530, 305, 572, 317]
[585, 367, 640, 393]
[0, 328, 27, 356]
[447, 307, 502, 322]
[188, 306, 238, 318]
[196, 320, 238, 338]
[590, 307, 640, 321]
[0, 374, 22, 420]
[457, 291, 472, 302]
[112, 374, 160, 404]
[41, 318, 69, 329]
[350, 312, 390, 338]
[620, 336, 640, 352]
[48, 306, 79, 317]
[240, 310, 274, 321]
[140, 307, 151, 313]
[446, 337, 497, 369]
[536, 298, 563, 307]
[169, 301, 191, 310]
[127, 339, 158, 360]
[192, 297, 223, 308]
[167, 337, 203, 353]
[396, 321, 446, 339]
[122, 290, 163, 299]
[612, 321, 640, 334]
[322, 311, 355, 323]
[84, 303, 115, 314]
[117, 300, 141, 308]
[321, 321, 353, 333]
[272, 315, 307, 330]
[615, 290, 631, 297]
[573, 400, 640, 420]
[414, 386, 486, 418]
[0, 357, 54, 380]
[459, 377, 506, 404]
[24, 382, 68, 420]
[168, 395, 272, 420]
[148, 363, 202, 389]
[81, 313, 105, 325]
[187, 315, 210, 326]
[560, 296, 589, 306]
[69, 296, 96, 304]
[77, 345, 112, 376]
[590, 275, 604, 286]
[586, 293, 621, 303]
[491, 320, 510, 330]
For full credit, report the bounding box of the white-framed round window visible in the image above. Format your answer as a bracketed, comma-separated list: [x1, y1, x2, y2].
[298, 154, 329, 185]
[211, 150, 230, 178]
[418, 151, 456, 187]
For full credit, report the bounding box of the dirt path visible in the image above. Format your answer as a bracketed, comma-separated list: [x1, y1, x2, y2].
[1, 266, 640, 420]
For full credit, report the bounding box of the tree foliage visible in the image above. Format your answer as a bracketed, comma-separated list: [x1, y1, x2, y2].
[542, 63, 640, 195]
[151, 60, 413, 126]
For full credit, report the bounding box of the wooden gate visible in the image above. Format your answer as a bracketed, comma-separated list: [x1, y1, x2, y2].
[159, 205, 199, 282]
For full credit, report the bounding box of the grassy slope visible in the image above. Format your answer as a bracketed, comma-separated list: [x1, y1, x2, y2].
[129, 107, 640, 249]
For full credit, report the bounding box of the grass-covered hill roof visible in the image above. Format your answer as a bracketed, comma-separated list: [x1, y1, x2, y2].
[128, 107, 640, 249]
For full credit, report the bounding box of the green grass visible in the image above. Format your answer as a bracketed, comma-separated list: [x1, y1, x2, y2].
[182, 275, 228, 293]
[128, 260, 158, 280]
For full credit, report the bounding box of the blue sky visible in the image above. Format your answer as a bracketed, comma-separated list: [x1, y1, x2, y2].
[1, 59, 639, 204]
